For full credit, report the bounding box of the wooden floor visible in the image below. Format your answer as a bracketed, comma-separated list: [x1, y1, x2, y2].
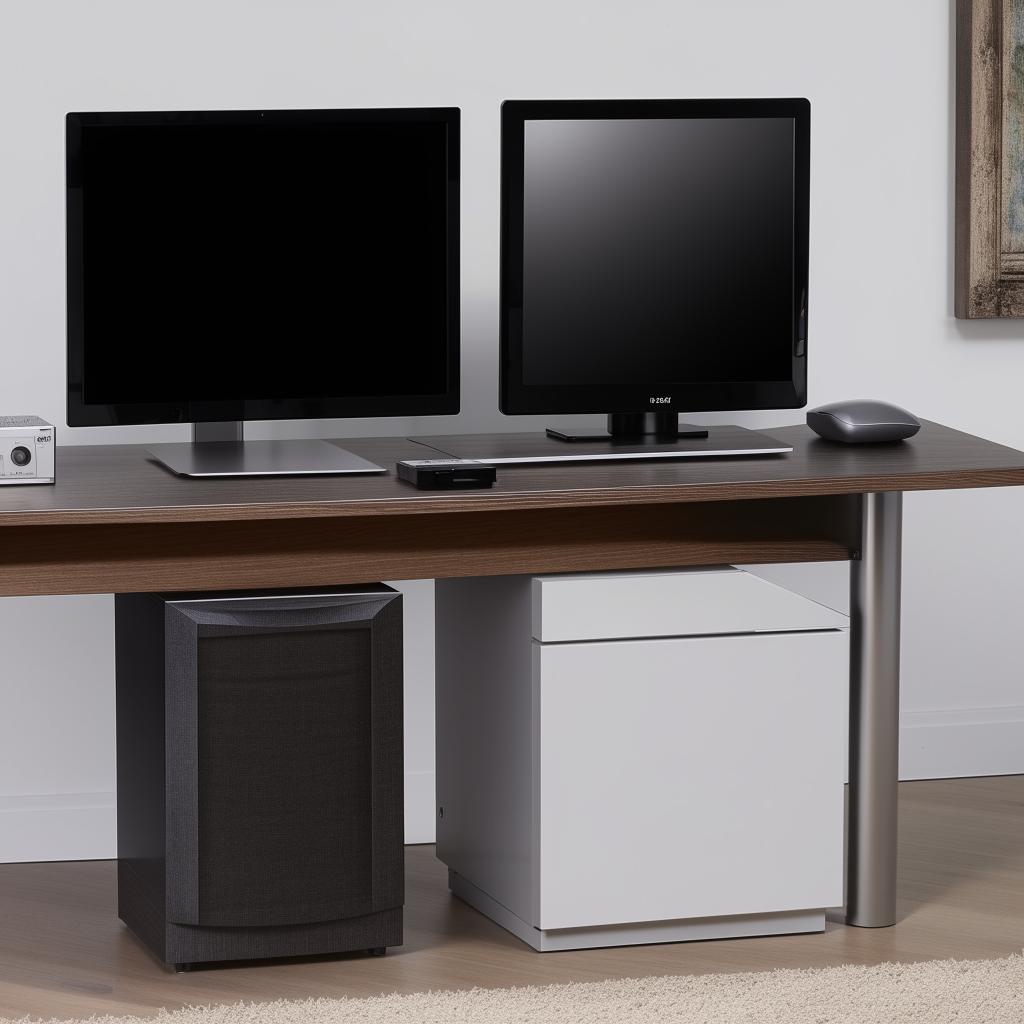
[2, 776, 1023, 1020]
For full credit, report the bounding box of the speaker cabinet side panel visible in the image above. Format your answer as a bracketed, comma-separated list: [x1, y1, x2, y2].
[370, 596, 405, 913]
[164, 604, 201, 925]
[115, 593, 169, 958]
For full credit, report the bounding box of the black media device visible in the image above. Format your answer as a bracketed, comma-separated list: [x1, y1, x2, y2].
[397, 459, 497, 489]
[499, 97, 810, 450]
[66, 107, 460, 476]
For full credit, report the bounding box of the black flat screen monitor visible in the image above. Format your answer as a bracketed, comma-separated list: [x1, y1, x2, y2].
[500, 98, 809, 425]
[66, 107, 459, 428]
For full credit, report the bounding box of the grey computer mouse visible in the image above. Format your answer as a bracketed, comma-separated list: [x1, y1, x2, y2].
[806, 400, 921, 444]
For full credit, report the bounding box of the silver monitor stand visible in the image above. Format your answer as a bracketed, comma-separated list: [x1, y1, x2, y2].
[148, 422, 387, 478]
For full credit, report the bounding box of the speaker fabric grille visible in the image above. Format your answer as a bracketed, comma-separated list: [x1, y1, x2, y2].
[195, 625, 373, 927]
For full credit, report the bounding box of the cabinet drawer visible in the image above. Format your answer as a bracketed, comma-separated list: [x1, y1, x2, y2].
[531, 567, 847, 642]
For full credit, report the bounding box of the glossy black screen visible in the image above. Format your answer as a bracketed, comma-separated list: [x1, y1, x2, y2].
[520, 116, 796, 386]
[71, 114, 454, 413]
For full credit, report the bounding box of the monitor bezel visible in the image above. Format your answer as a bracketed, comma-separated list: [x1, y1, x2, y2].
[66, 106, 460, 427]
[499, 97, 810, 418]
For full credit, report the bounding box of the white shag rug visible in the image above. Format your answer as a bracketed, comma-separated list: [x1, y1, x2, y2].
[7, 953, 1024, 1024]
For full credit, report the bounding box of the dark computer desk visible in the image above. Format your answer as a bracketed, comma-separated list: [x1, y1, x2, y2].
[2, 419, 1023, 932]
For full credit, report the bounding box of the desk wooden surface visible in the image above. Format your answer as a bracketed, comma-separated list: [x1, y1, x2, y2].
[0, 420, 1022, 527]
[0, 421, 1021, 597]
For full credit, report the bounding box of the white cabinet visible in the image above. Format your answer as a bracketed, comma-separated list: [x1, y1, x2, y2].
[436, 567, 848, 951]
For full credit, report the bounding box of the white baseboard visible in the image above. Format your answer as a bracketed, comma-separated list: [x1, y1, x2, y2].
[900, 706, 1024, 780]
[405, 770, 437, 845]
[0, 792, 116, 863]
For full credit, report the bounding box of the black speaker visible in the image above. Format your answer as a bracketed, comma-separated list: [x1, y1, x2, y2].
[114, 585, 403, 970]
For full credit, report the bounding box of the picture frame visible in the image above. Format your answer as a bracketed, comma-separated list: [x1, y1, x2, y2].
[955, 0, 1024, 317]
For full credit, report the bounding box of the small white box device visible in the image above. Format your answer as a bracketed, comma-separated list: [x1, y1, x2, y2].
[0, 416, 55, 485]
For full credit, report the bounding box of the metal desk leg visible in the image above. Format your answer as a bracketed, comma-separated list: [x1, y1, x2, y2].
[846, 491, 902, 927]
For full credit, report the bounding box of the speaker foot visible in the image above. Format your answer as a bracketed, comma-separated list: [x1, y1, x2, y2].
[368, 947, 387, 957]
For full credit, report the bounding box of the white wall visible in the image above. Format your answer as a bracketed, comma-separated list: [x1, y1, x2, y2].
[1, 0, 1023, 861]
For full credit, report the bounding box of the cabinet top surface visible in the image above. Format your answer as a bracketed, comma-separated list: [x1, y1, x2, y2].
[1, 420, 1023, 527]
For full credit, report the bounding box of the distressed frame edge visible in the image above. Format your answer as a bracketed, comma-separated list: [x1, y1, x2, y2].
[955, 0, 1005, 318]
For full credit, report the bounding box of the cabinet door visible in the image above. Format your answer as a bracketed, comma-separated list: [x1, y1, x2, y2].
[536, 630, 847, 931]
[164, 593, 403, 928]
